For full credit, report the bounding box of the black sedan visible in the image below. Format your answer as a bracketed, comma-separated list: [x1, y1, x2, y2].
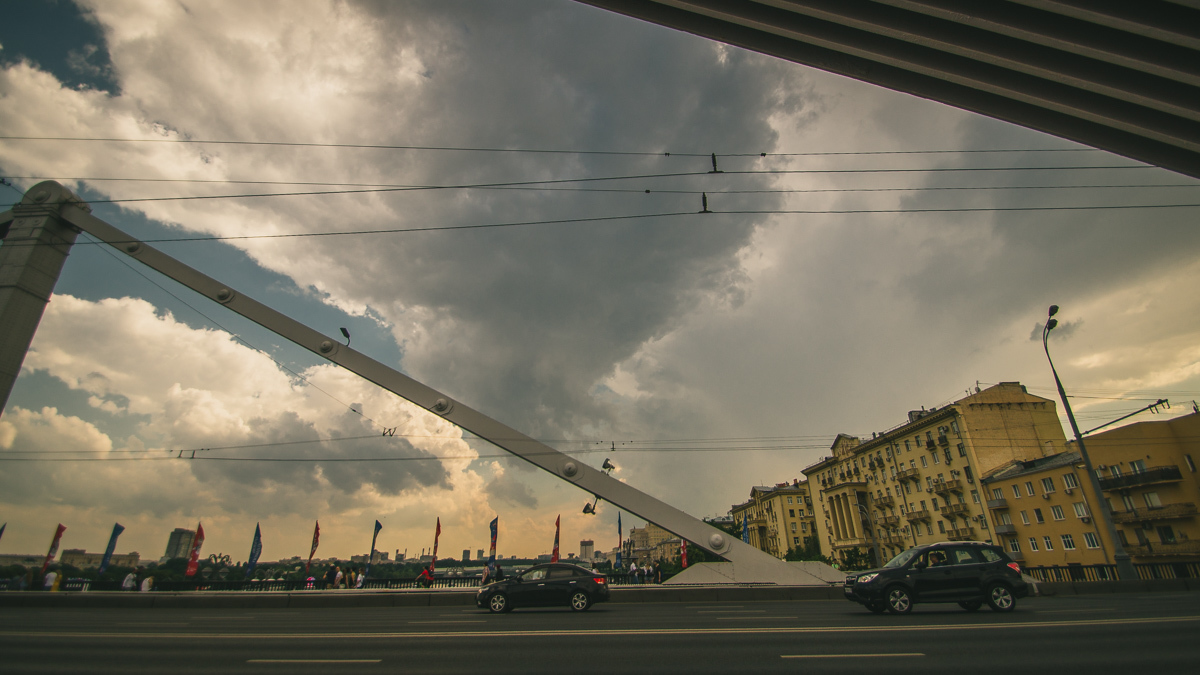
[476, 563, 609, 613]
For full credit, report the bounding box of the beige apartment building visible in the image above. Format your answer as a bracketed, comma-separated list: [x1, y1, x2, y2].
[622, 522, 675, 565]
[730, 480, 816, 558]
[804, 383, 1070, 567]
[983, 410, 1200, 569]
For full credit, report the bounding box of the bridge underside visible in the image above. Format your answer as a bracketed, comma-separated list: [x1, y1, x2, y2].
[579, 0, 1200, 179]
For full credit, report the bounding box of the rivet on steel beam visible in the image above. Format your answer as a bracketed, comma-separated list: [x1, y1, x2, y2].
[432, 398, 453, 414]
[215, 288, 233, 303]
[709, 533, 726, 550]
[319, 340, 335, 354]
[562, 461, 578, 478]
[124, 242, 142, 254]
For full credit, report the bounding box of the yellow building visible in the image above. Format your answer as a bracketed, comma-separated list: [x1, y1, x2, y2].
[622, 522, 674, 565]
[59, 549, 141, 569]
[730, 480, 816, 558]
[982, 410, 1200, 570]
[804, 382, 1070, 567]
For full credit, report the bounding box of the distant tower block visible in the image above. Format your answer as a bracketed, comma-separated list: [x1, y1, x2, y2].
[580, 540, 595, 561]
[462, 549, 470, 562]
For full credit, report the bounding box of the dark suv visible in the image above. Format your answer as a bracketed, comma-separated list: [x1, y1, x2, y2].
[844, 541, 1028, 614]
[476, 563, 609, 613]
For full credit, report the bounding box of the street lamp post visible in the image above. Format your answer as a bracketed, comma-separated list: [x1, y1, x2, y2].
[1042, 305, 1137, 580]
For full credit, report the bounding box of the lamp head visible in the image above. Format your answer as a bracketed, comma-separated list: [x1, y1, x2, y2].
[1046, 318, 1058, 331]
[602, 458, 616, 472]
[1048, 305, 1059, 318]
[582, 502, 595, 515]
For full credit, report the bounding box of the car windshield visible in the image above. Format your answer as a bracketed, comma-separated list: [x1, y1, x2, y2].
[883, 547, 923, 568]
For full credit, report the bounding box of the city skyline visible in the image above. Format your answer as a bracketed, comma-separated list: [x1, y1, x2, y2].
[2, 0, 1198, 562]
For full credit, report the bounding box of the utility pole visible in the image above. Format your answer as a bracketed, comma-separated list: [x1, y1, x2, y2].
[0, 183, 84, 414]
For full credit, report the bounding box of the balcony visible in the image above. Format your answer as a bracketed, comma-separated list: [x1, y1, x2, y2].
[940, 503, 970, 517]
[932, 479, 964, 495]
[1008, 550, 1024, 562]
[896, 467, 921, 482]
[879, 535, 907, 547]
[947, 527, 974, 541]
[986, 498, 1008, 510]
[994, 523, 1017, 535]
[832, 537, 872, 549]
[1126, 540, 1200, 557]
[1098, 465, 1182, 491]
[1111, 502, 1198, 524]
[937, 434, 949, 447]
[879, 515, 900, 528]
[873, 495, 895, 509]
[925, 439, 936, 449]
[905, 509, 932, 522]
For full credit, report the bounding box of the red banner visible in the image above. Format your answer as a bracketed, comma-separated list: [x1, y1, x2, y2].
[306, 521, 320, 574]
[551, 515, 560, 563]
[431, 518, 442, 570]
[185, 522, 205, 577]
[41, 523, 66, 574]
[680, 539, 688, 568]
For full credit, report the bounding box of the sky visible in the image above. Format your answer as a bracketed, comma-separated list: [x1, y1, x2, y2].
[1, 0, 1198, 565]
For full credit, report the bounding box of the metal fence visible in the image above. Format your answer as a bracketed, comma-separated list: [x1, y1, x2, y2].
[1023, 561, 1200, 583]
[2, 572, 639, 592]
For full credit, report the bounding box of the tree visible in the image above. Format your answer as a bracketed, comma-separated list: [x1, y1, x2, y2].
[784, 537, 832, 565]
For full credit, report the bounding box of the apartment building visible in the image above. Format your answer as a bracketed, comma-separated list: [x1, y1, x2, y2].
[730, 480, 816, 558]
[804, 382, 1069, 567]
[622, 522, 675, 565]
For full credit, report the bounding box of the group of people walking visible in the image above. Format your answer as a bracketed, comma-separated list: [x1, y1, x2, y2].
[627, 560, 662, 584]
[322, 564, 365, 589]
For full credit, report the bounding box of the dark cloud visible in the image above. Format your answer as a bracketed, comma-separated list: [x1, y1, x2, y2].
[485, 472, 539, 508]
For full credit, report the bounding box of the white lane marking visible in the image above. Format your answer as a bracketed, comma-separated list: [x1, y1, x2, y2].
[1037, 608, 1115, 614]
[782, 653, 924, 659]
[12, 614, 1200, 640]
[697, 610, 766, 613]
[717, 616, 797, 620]
[247, 659, 380, 664]
[409, 621, 487, 624]
[687, 605, 744, 609]
[191, 616, 256, 620]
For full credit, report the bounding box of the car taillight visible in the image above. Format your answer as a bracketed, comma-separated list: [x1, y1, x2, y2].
[593, 577, 606, 584]
[1007, 562, 1021, 574]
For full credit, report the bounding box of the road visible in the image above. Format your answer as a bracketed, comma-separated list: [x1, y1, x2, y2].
[3, 592, 1198, 673]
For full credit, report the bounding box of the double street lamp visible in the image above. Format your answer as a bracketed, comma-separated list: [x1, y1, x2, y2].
[1042, 305, 1137, 580]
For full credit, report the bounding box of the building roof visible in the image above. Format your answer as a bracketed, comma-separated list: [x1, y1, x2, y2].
[982, 451, 1082, 482]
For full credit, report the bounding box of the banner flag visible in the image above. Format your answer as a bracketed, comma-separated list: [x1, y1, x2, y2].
[98, 523, 125, 574]
[680, 539, 688, 568]
[364, 520, 383, 580]
[306, 521, 320, 574]
[615, 513, 622, 568]
[742, 516, 750, 543]
[185, 522, 205, 577]
[0, 522, 6, 545]
[431, 518, 442, 570]
[41, 523, 66, 574]
[244, 524, 263, 579]
[551, 515, 561, 563]
[487, 517, 498, 565]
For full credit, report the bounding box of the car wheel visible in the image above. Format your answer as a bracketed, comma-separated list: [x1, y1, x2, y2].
[958, 599, 983, 612]
[986, 583, 1015, 612]
[867, 600, 888, 614]
[885, 586, 913, 615]
[570, 590, 591, 612]
[488, 593, 510, 613]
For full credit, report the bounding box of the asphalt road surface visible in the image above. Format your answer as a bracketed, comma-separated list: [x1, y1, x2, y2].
[3, 592, 1198, 673]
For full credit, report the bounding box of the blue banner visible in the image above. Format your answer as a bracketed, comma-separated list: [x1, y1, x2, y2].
[487, 517, 498, 565]
[244, 524, 263, 579]
[615, 513, 622, 568]
[98, 523, 125, 573]
[742, 516, 750, 543]
[364, 520, 383, 580]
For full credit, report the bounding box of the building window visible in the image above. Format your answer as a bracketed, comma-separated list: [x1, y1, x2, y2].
[1020, 510, 1030, 525]
[1144, 492, 1162, 508]
[1008, 540, 1020, 553]
[1012, 485, 1021, 499]
[787, 497, 793, 504]
[931, 498, 939, 510]
[926, 477, 933, 490]
[999, 512, 1012, 525]
[1034, 508, 1045, 524]
[1061, 534, 1076, 550]
[1073, 502, 1089, 518]
[1028, 537, 1039, 552]
[1131, 459, 1147, 474]
[1025, 481, 1036, 497]
[789, 509, 795, 517]
[904, 440, 910, 452]
[1043, 536, 1054, 551]
[938, 521, 946, 533]
[926, 523, 933, 535]
[972, 490, 980, 504]
[979, 518, 988, 530]
[951, 421, 959, 434]
[1110, 465, 1122, 477]
[1051, 505, 1065, 520]
[1186, 454, 1196, 473]
[791, 522, 797, 532]
[991, 488, 1003, 500]
[920, 456, 928, 468]
[958, 443, 966, 457]
[920, 500, 927, 511]
[1041, 477, 1055, 493]
[1157, 526, 1176, 544]
[1063, 473, 1079, 489]
[932, 452, 940, 465]
[1084, 532, 1101, 549]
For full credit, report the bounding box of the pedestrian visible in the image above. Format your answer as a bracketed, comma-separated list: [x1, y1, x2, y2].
[417, 565, 435, 588]
[653, 561, 662, 584]
[344, 567, 355, 589]
[356, 568, 365, 589]
[333, 565, 344, 589]
[43, 568, 58, 591]
[481, 564, 492, 586]
[122, 570, 138, 592]
[629, 560, 637, 584]
[323, 564, 338, 589]
[139, 574, 153, 592]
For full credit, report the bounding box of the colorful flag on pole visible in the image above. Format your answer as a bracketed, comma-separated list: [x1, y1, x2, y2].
[0, 523, 6, 545]
[306, 521, 320, 574]
[364, 520, 383, 580]
[551, 515, 561, 563]
[431, 518, 442, 570]
[680, 539, 688, 568]
[185, 522, 205, 577]
[487, 516, 498, 565]
[615, 513, 622, 568]
[244, 524, 263, 579]
[41, 523, 66, 574]
[742, 516, 750, 543]
[98, 523, 125, 574]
